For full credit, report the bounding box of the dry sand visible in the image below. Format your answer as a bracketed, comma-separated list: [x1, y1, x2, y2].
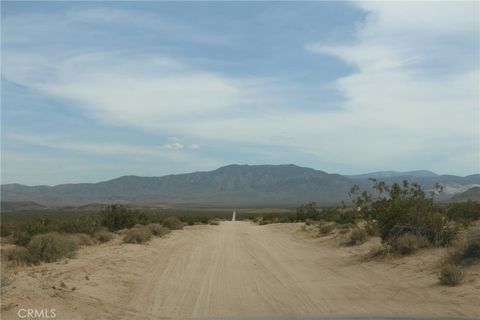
[1, 221, 479, 319]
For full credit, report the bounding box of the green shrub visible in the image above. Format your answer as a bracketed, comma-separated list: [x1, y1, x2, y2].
[439, 265, 464, 286]
[346, 228, 369, 246]
[318, 223, 336, 236]
[391, 234, 428, 255]
[100, 204, 139, 231]
[437, 222, 460, 247]
[146, 224, 170, 237]
[364, 221, 379, 236]
[352, 180, 446, 245]
[162, 217, 184, 230]
[445, 201, 480, 222]
[3, 246, 27, 265]
[463, 227, 480, 262]
[13, 231, 36, 247]
[123, 227, 152, 244]
[94, 230, 114, 243]
[26, 232, 80, 263]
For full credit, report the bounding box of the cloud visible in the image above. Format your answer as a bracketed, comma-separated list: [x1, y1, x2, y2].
[8, 132, 195, 160]
[2, 3, 479, 175]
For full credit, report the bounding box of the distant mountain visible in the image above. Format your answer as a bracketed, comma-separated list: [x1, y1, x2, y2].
[1, 165, 478, 207]
[451, 187, 480, 202]
[0, 201, 46, 212]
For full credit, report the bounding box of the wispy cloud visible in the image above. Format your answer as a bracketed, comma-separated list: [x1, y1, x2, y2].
[9, 132, 195, 160]
[2, 2, 479, 180]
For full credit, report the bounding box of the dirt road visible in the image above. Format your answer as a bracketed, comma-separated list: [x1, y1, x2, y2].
[2, 221, 479, 319]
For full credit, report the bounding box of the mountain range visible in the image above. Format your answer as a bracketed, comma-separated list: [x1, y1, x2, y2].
[1, 164, 479, 208]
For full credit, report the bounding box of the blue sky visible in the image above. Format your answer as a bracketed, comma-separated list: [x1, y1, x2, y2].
[1, 1, 479, 185]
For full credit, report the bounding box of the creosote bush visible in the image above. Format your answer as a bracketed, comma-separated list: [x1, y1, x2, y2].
[162, 217, 184, 230]
[437, 222, 460, 247]
[100, 204, 140, 231]
[123, 227, 152, 244]
[462, 227, 480, 262]
[3, 246, 27, 265]
[72, 233, 93, 246]
[439, 265, 464, 286]
[146, 224, 170, 237]
[26, 232, 80, 263]
[447, 226, 480, 266]
[390, 234, 428, 255]
[346, 228, 369, 246]
[94, 230, 114, 243]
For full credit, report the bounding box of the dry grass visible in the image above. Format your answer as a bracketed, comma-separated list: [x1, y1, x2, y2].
[146, 224, 171, 237]
[26, 232, 80, 263]
[345, 228, 369, 246]
[162, 217, 184, 230]
[390, 234, 428, 256]
[123, 227, 153, 244]
[94, 230, 114, 243]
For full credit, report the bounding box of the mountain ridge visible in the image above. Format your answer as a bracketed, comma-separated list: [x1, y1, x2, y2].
[2, 164, 479, 207]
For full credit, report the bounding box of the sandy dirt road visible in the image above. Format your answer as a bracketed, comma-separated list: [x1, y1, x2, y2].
[1, 221, 479, 319]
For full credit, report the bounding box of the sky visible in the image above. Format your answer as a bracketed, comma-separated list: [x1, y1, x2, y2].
[1, 1, 479, 186]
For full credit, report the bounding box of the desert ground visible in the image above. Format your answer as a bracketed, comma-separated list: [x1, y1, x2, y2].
[1, 221, 479, 319]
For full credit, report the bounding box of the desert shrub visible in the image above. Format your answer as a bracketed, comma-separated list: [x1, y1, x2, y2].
[330, 210, 359, 225]
[11, 218, 53, 246]
[94, 230, 114, 243]
[318, 223, 336, 236]
[363, 221, 379, 236]
[123, 227, 152, 244]
[351, 180, 447, 246]
[72, 233, 93, 246]
[390, 234, 428, 255]
[437, 222, 460, 247]
[3, 246, 27, 265]
[445, 201, 480, 223]
[162, 217, 184, 230]
[100, 204, 139, 231]
[146, 224, 170, 237]
[56, 214, 101, 235]
[209, 219, 220, 225]
[449, 227, 480, 266]
[439, 265, 464, 286]
[259, 219, 272, 225]
[346, 228, 369, 246]
[26, 232, 80, 263]
[337, 223, 352, 230]
[462, 227, 480, 262]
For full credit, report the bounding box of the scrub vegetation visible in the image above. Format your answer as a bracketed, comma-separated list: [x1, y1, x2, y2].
[1, 204, 235, 264]
[254, 180, 480, 286]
